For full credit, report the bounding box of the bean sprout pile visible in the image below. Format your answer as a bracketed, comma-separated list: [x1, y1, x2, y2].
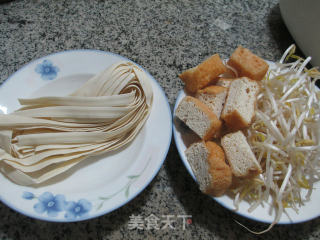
[232, 45, 320, 233]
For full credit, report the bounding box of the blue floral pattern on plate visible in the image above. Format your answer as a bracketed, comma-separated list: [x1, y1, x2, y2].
[20, 158, 150, 220]
[35, 59, 59, 80]
[22, 191, 92, 219]
[34, 192, 65, 217]
[64, 199, 92, 219]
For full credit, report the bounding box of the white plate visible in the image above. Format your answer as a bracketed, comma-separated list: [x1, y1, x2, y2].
[0, 50, 172, 222]
[173, 63, 320, 224]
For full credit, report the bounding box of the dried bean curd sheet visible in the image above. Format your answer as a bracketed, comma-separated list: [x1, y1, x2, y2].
[231, 45, 320, 233]
[0, 61, 153, 186]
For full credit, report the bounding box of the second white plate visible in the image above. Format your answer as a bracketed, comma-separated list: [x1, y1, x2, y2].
[173, 62, 320, 224]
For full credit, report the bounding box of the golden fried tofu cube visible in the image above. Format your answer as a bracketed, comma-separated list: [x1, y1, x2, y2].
[227, 46, 269, 81]
[179, 54, 227, 93]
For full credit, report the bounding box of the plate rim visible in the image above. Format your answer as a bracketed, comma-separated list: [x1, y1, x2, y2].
[173, 70, 320, 225]
[0, 49, 173, 222]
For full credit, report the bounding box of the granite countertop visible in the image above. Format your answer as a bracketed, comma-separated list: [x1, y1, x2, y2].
[0, 0, 319, 239]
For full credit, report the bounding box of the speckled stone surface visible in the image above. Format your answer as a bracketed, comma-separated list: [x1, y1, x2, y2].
[0, 0, 319, 239]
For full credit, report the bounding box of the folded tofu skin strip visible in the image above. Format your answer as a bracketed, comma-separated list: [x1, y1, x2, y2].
[0, 61, 153, 186]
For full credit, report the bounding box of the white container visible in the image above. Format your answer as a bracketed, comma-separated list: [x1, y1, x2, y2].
[280, 0, 320, 67]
